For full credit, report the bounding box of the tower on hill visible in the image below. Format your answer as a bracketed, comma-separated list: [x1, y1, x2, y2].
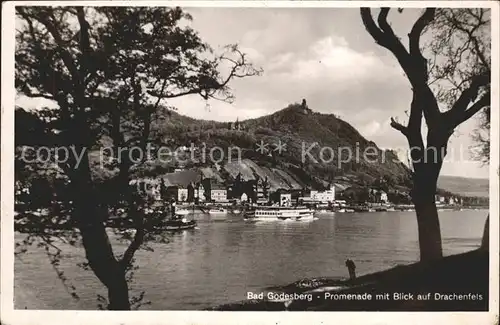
[300, 98, 311, 114]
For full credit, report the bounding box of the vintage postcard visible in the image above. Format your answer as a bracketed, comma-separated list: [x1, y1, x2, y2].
[1, 1, 498, 325]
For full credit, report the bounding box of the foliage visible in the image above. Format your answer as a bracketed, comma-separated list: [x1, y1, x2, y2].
[15, 6, 260, 310]
[472, 106, 490, 164]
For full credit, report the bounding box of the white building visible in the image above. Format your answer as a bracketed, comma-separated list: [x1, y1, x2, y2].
[280, 193, 292, 207]
[310, 186, 336, 203]
[178, 188, 188, 202]
[196, 185, 206, 202]
[241, 193, 248, 202]
[379, 191, 388, 203]
[211, 189, 227, 202]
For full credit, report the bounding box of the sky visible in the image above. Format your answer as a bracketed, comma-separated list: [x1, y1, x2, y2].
[15, 7, 490, 179]
[174, 7, 489, 179]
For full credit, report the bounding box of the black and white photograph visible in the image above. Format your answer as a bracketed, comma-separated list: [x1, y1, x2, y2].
[1, 1, 498, 324]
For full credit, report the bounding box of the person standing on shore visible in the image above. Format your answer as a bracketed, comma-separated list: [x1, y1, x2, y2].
[345, 259, 356, 280]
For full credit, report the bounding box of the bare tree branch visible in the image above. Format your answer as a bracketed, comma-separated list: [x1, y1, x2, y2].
[408, 8, 436, 81]
[120, 220, 145, 269]
[448, 72, 490, 113]
[147, 47, 261, 102]
[409, 8, 436, 57]
[360, 8, 386, 44]
[361, 8, 441, 125]
[360, 8, 410, 62]
[445, 9, 490, 71]
[454, 91, 490, 127]
[390, 117, 409, 136]
[147, 87, 202, 99]
[427, 8, 490, 111]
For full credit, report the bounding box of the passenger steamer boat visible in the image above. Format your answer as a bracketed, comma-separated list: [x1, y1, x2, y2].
[175, 209, 191, 216]
[208, 208, 227, 215]
[244, 206, 316, 222]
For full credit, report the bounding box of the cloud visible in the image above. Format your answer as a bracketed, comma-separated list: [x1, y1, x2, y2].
[265, 35, 397, 78]
[290, 36, 392, 82]
[360, 120, 382, 138]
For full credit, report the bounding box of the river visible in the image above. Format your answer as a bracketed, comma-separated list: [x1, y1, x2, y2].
[14, 209, 488, 310]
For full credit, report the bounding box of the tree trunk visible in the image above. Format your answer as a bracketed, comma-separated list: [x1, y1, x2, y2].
[107, 268, 130, 310]
[78, 224, 131, 310]
[414, 199, 443, 261]
[70, 144, 131, 310]
[480, 214, 489, 251]
[412, 162, 443, 262]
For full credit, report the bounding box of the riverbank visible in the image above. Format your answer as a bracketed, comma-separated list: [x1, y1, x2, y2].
[13, 211, 487, 310]
[213, 249, 488, 311]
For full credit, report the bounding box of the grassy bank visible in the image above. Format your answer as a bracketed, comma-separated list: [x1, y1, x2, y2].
[213, 249, 489, 311]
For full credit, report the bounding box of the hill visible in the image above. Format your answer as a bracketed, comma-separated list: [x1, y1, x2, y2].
[437, 175, 489, 198]
[148, 102, 412, 190]
[15, 102, 413, 192]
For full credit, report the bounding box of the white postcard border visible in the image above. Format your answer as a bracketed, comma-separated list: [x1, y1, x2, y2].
[1, 1, 498, 324]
